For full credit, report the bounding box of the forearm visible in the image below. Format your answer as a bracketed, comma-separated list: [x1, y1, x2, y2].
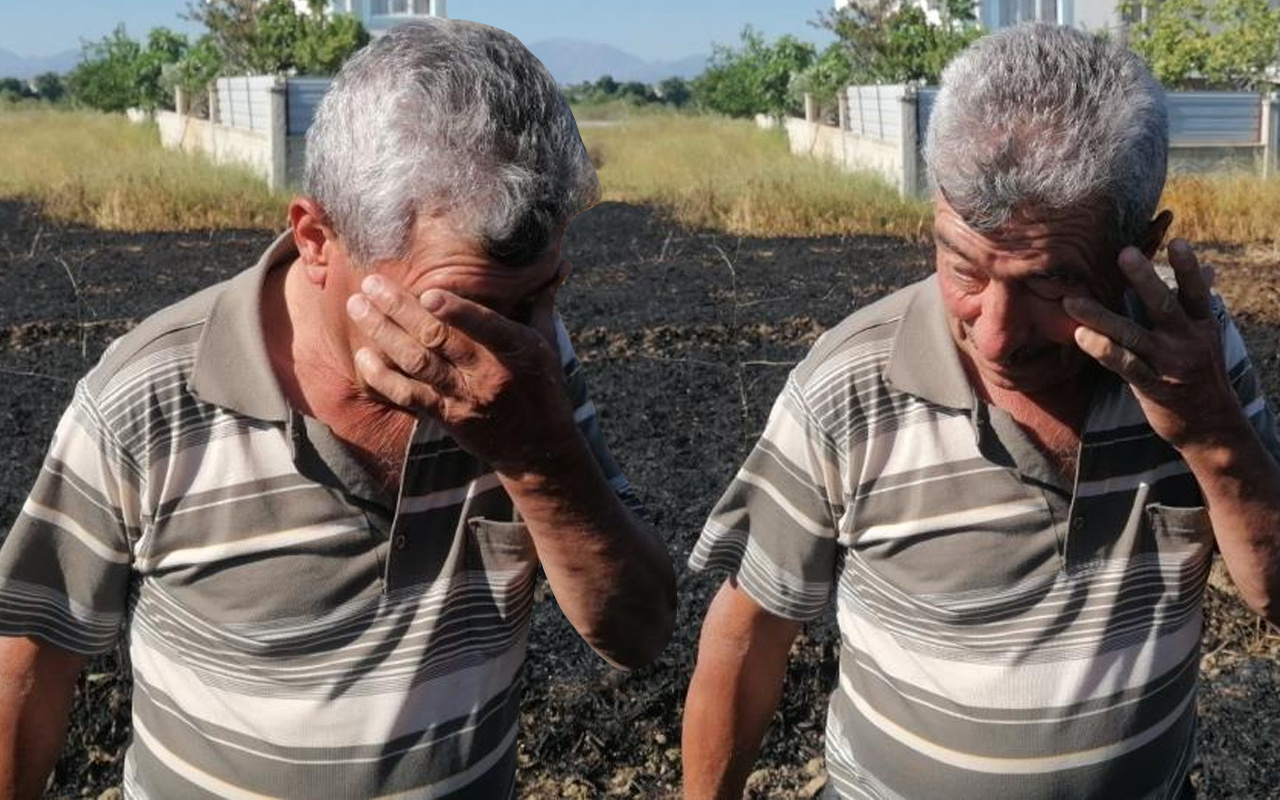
[500, 434, 676, 670]
[0, 638, 84, 800]
[1183, 421, 1280, 623]
[683, 584, 800, 800]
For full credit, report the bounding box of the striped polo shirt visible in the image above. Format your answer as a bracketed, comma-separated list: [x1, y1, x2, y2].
[0, 234, 645, 798]
[691, 275, 1280, 800]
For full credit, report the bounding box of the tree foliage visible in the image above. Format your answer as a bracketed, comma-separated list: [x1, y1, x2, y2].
[184, 0, 369, 76]
[67, 26, 187, 112]
[694, 27, 816, 118]
[816, 0, 981, 84]
[1121, 0, 1280, 90]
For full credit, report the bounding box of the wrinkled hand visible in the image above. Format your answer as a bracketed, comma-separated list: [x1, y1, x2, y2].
[1063, 239, 1243, 450]
[346, 264, 578, 473]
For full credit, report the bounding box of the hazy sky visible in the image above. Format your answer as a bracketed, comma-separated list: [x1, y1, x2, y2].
[0, 0, 835, 61]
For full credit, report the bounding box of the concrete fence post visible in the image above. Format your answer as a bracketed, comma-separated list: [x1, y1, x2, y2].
[837, 89, 849, 132]
[175, 86, 188, 117]
[269, 76, 289, 191]
[899, 84, 920, 199]
[804, 92, 818, 123]
[1262, 92, 1279, 180]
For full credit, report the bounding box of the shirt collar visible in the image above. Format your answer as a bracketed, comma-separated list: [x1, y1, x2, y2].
[188, 231, 296, 422]
[884, 274, 975, 411]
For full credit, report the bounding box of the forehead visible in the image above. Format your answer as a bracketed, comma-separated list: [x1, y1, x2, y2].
[932, 198, 1112, 269]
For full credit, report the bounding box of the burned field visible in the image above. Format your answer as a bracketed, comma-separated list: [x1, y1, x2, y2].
[2, 199, 1279, 799]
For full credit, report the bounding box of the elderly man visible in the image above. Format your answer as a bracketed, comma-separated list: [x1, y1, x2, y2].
[684, 24, 1280, 800]
[0, 19, 674, 799]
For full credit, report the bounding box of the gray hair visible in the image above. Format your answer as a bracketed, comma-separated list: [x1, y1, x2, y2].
[924, 24, 1167, 246]
[304, 19, 599, 267]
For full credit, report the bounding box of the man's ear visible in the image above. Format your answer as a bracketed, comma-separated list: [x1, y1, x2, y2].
[1139, 209, 1174, 259]
[288, 197, 337, 287]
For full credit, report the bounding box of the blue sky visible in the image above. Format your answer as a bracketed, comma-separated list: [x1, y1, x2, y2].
[0, 0, 835, 61]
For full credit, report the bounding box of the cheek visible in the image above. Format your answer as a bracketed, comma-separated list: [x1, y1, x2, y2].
[1032, 300, 1083, 345]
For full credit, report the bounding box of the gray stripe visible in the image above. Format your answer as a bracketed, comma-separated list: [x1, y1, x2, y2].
[826, 682, 1197, 799]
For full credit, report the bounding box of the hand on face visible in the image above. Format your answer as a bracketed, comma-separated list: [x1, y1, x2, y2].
[1062, 239, 1240, 449]
[345, 260, 578, 473]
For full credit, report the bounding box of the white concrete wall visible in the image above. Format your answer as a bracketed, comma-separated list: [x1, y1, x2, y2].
[156, 110, 275, 185]
[783, 117, 906, 193]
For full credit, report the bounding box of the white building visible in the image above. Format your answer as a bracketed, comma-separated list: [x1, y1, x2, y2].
[833, 0, 1122, 32]
[297, 0, 449, 36]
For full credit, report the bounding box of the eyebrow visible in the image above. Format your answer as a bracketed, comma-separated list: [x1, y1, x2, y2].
[934, 229, 963, 256]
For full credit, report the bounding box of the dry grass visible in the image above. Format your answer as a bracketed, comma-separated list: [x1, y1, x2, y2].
[1, 105, 1277, 247]
[0, 106, 288, 231]
[578, 114, 934, 239]
[1160, 173, 1280, 247]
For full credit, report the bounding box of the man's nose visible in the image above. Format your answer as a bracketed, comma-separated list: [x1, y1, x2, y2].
[970, 282, 1029, 362]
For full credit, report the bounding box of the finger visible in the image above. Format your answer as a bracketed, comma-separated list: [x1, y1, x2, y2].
[359, 274, 466, 363]
[530, 260, 572, 349]
[1062, 295, 1154, 359]
[347, 290, 459, 392]
[421, 289, 534, 357]
[1167, 239, 1213, 320]
[1073, 325, 1158, 388]
[1117, 247, 1184, 325]
[354, 347, 445, 413]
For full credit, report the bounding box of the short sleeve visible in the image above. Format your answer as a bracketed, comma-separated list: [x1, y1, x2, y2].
[555, 314, 650, 522]
[689, 371, 842, 621]
[0, 380, 139, 653]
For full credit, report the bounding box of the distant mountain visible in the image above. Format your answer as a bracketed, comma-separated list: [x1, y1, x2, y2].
[0, 48, 82, 80]
[528, 39, 707, 85]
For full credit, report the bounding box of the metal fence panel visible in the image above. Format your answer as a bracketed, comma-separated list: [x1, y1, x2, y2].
[287, 78, 333, 136]
[1167, 92, 1261, 145]
[846, 84, 907, 142]
[214, 76, 276, 132]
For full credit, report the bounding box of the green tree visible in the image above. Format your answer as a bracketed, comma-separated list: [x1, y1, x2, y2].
[694, 27, 816, 117]
[0, 77, 34, 103]
[656, 76, 692, 107]
[31, 72, 65, 103]
[817, 0, 981, 84]
[791, 43, 854, 112]
[67, 26, 146, 112]
[1122, 0, 1280, 89]
[594, 74, 620, 97]
[185, 0, 368, 75]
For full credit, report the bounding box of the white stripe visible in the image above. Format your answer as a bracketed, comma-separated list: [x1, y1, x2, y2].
[130, 622, 527, 747]
[834, 600, 1202, 709]
[857, 499, 1046, 544]
[398, 472, 503, 515]
[135, 520, 365, 571]
[734, 468, 832, 538]
[19, 499, 131, 563]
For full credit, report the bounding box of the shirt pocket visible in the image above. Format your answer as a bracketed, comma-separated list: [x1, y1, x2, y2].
[1145, 503, 1214, 549]
[464, 518, 539, 623]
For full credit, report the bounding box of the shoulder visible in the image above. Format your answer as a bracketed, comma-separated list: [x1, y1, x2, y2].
[81, 279, 230, 411]
[792, 279, 926, 394]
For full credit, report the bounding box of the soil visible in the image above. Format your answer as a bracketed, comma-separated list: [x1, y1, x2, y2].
[1, 199, 1278, 800]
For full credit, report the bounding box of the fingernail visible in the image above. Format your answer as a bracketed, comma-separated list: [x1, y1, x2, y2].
[361, 274, 384, 295]
[421, 290, 445, 312]
[354, 348, 376, 370]
[347, 294, 370, 319]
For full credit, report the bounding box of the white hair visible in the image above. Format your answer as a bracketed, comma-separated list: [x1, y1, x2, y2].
[304, 19, 599, 266]
[924, 24, 1167, 246]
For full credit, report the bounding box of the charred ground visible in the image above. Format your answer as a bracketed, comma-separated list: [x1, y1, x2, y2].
[1, 200, 1277, 799]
